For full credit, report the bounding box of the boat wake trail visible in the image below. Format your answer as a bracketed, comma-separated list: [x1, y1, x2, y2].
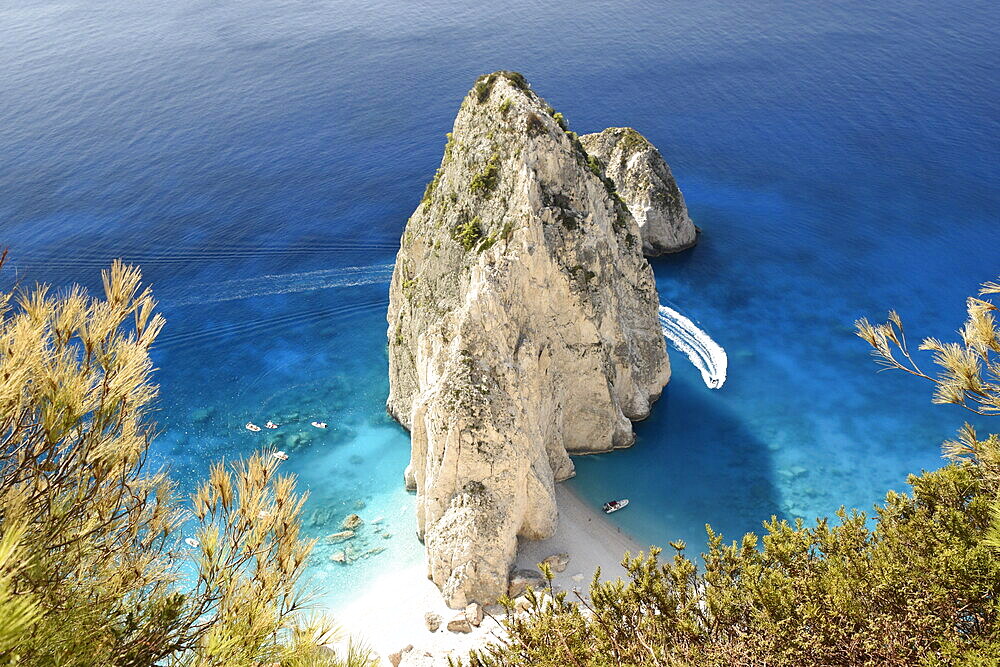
[166, 264, 396, 306]
[154, 298, 389, 351]
[658, 304, 727, 389]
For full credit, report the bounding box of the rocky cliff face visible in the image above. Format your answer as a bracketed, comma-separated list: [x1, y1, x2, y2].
[386, 72, 670, 607]
[580, 127, 697, 255]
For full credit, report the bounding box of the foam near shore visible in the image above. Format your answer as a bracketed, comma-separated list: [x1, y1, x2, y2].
[333, 484, 644, 665]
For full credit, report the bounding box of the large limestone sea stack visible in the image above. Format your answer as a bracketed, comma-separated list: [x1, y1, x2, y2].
[387, 71, 682, 607]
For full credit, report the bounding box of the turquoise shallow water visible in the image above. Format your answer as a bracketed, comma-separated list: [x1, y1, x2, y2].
[1, 0, 998, 608]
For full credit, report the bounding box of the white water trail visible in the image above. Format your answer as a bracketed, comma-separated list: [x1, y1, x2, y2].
[166, 263, 396, 306]
[658, 304, 727, 389]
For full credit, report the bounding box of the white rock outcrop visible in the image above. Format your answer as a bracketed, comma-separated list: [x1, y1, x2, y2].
[580, 127, 697, 255]
[387, 71, 670, 608]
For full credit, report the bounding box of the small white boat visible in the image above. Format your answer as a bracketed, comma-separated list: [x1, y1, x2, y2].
[311, 421, 328, 429]
[272, 450, 289, 462]
[602, 499, 629, 514]
[184, 537, 200, 548]
[245, 422, 261, 432]
[264, 420, 279, 429]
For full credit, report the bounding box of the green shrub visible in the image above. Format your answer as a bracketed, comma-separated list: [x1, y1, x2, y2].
[469, 152, 500, 194]
[586, 154, 603, 177]
[474, 75, 494, 103]
[499, 71, 529, 91]
[552, 112, 568, 132]
[474, 71, 528, 104]
[452, 216, 483, 251]
[421, 167, 444, 204]
[466, 462, 1000, 667]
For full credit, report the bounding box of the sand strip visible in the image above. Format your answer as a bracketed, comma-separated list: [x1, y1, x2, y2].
[334, 484, 647, 665]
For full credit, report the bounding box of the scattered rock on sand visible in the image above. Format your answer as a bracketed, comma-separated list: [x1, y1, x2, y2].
[424, 612, 442, 632]
[342, 513, 364, 530]
[508, 569, 546, 598]
[326, 530, 355, 543]
[542, 553, 570, 573]
[447, 613, 472, 633]
[388, 644, 413, 667]
[329, 551, 347, 563]
[398, 650, 437, 667]
[464, 602, 483, 627]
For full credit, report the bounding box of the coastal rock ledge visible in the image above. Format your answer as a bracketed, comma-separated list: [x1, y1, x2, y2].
[387, 71, 671, 607]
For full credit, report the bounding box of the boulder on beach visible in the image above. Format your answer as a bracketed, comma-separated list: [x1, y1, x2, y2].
[342, 513, 364, 530]
[447, 613, 472, 633]
[389, 644, 414, 667]
[541, 553, 570, 573]
[508, 569, 547, 598]
[464, 602, 483, 627]
[424, 611, 442, 632]
[329, 551, 347, 563]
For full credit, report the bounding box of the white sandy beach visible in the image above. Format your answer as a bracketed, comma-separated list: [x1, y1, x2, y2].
[335, 484, 645, 665]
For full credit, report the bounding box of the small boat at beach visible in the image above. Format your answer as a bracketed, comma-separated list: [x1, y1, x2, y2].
[245, 422, 261, 432]
[265, 420, 278, 429]
[602, 499, 629, 514]
[311, 421, 328, 429]
[272, 450, 289, 461]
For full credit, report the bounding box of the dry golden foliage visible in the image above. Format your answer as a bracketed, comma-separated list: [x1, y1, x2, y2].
[0, 258, 372, 666]
[855, 277, 1000, 415]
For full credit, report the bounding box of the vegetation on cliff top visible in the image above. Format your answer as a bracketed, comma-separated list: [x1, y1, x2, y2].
[465, 278, 1000, 667]
[0, 256, 373, 666]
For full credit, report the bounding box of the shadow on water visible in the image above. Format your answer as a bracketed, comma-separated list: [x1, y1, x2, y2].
[568, 368, 785, 558]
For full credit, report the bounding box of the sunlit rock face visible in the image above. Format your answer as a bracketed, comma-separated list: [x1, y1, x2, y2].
[387, 72, 669, 607]
[580, 127, 697, 255]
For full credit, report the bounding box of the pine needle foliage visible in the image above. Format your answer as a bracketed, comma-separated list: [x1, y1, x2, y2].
[855, 278, 1000, 415]
[0, 257, 373, 667]
[462, 278, 1000, 667]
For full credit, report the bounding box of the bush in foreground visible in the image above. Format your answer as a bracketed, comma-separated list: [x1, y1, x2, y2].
[0, 257, 373, 666]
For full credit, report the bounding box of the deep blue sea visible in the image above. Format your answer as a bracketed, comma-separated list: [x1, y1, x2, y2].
[2, 0, 997, 607]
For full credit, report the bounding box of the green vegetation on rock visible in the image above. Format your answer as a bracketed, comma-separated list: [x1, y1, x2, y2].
[469, 152, 500, 194]
[452, 216, 483, 251]
[473, 71, 530, 104]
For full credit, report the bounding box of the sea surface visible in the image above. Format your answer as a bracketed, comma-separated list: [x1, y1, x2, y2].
[1, 0, 997, 608]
